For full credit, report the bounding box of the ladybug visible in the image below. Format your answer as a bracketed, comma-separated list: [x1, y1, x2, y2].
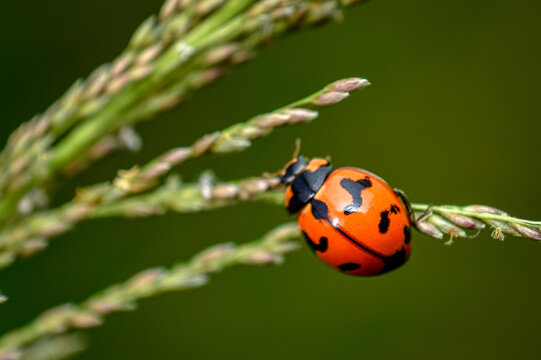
[280, 155, 417, 276]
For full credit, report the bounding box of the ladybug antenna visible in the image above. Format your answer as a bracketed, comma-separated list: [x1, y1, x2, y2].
[292, 138, 302, 159]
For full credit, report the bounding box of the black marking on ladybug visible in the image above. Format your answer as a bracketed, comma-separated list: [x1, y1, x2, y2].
[338, 263, 361, 272]
[381, 247, 407, 273]
[287, 196, 306, 216]
[378, 211, 390, 234]
[390, 204, 400, 214]
[310, 198, 386, 260]
[287, 162, 331, 214]
[310, 198, 329, 220]
[340, 177, 372, 215]
[302, 231, 328, 253]
[280, 156, 308, 185]
[404, 225, 411, 244]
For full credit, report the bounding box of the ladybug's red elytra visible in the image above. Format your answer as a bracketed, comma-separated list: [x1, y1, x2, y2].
[280, 156, 416, 276]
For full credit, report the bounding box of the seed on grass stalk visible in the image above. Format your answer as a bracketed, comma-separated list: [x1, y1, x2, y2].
[160, 0, 179, 20]
[281, 108, 318, 123]
[513, 224, 541, 241]
[129, 16, 157, 49]
[21, 334, 86, 360]
[304, 0, 340, 24]
[253, 113, 291, 128]
[314, 91, 349, 106]
[35, 223, 72, 238]
[84, 69, 109, 99]
[332, 78, 371, 92]
[195, 67, 224, 87]
[129, 65, 153, 81]
[110, 55, 134, 77]
[426, 214, 467, 238]
[19, 238, 48, 257]
[9, 157, 28, 177]
[135, 44, 163, 65]
[128, 268, 167, 289]
[159, 272, 209, 291]
[416, 221, 444, 239]
[31, 117, 51, 139]
[204, 44, 238, 65]
[211, 184, 239, 199]
[70, 312, 103, 329]
[159, 147, 192, 165]
[272, 6, 297, 20]
[61, 205, 92, 223]
[195, 0, 226, 16]
[58, 79, 86, 110]
[440, 212, 485, 229]
[176, 0, 191, 11]
[193, 243, 236, 269]
[105, 74, 130, 94]
[230, 50, 253, 64]
[242, 250, 280, 265]
[238, 179, 272, 200]
[191, 132, 220, 156]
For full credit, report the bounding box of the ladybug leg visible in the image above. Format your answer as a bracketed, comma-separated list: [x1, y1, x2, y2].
[393, 189, 416, 224]
[416, 205, 433, 224]
[393, 189, 432, 226]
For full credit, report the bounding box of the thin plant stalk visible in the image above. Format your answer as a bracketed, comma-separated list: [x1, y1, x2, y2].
[0, 175, 283, 269]
[0, 0, 366, 225]
[0, 77, 368, 269]
[412, 203, 541, 242]
[0, 223, 301, 359]
[18, 334, 85, 360]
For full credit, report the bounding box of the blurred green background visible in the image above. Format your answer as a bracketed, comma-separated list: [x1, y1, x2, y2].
[1, 0, 540, 359]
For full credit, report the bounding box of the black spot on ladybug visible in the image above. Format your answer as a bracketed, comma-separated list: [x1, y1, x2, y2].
[310, 198, 329, 220]
[280, 156, 308, 184]
[287, 196, 306, 216]
[311, 198, 387, 261]
[287, 163, 331, 214]
[378, 211, 390, 233]
[381, 247, 407, 273]
[338, 263, 361, 272]
[302, 231, 328, 253]
[404, 225, 411, 244]
[340, 176, 372, 215]
[390, 204, 400, 214]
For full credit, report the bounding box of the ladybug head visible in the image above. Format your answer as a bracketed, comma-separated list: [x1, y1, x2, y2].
[280, 156, 332, 214]
[279, 156, 308, 185]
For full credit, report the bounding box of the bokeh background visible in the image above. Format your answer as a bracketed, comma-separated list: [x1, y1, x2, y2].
[1, 0, 540, 359]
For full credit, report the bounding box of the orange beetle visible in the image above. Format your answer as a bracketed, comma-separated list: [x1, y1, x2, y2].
[280, 156, 415, 276]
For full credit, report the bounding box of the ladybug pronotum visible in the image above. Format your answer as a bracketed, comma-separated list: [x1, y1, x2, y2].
[280, 156, 415, 276]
